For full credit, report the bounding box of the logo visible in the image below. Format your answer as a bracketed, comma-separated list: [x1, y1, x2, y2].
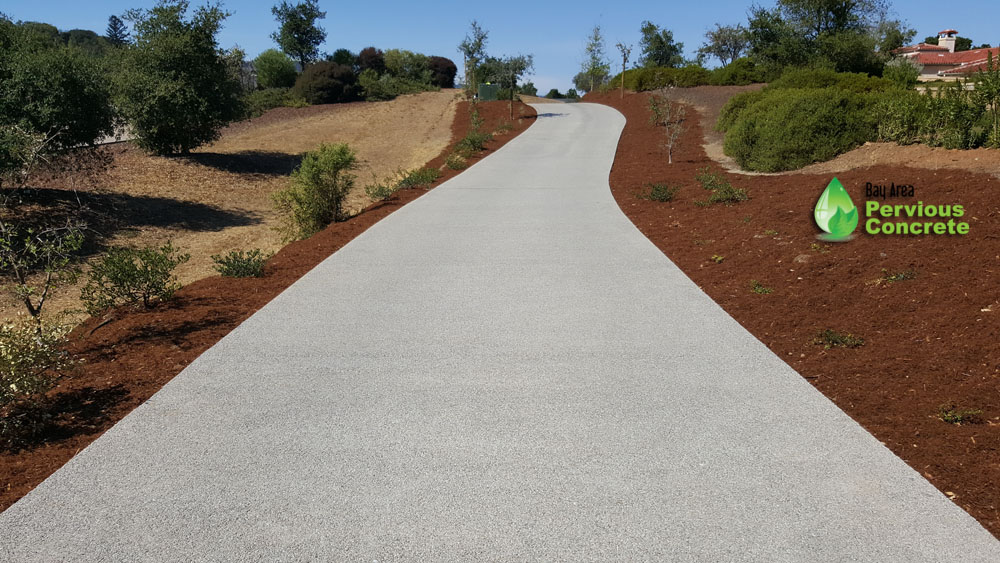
[814, 177, 857, 241]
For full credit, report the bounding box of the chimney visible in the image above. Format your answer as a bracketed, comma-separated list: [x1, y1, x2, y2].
[938, 29, 958, 53]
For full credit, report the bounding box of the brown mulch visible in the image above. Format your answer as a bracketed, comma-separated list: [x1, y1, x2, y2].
[585, 90, 1000, 537]
[0, 100, 537, 511]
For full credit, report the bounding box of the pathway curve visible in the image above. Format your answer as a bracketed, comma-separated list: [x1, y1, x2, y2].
[1, 103, 998, 561]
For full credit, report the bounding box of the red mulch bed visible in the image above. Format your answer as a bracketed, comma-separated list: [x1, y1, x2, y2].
[0, 100, 537, 511]
[585, 90, 1000, 537]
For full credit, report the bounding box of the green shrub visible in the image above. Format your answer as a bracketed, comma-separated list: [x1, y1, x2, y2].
[456, 131, 492, 156]
[708, 58, 765, 86]
[716, 90, 765, 132]
[749, 280, 773, 294]
[211, 249, 271, 278]
[396, 167, 440, 189]
[766, 68, 894, 94]
[937, 404, 983, 425]
[244, 88, 308, 118]
[445, 153, 467, 170]
[637, 183, 679, 202]
[923, 81, 987, 149]
[292, 61, 358, 104]
[723, 88, 872, 172]
[695, 167, 748, 205]
[364, 179, 398, 202]
[616, 65, 713, 91]
[81, 243, 191, 314]
[868, 90, 928, 144]
[814, 329, 865, 349]
[273, 143, 357, 240]
[254, 48, 298, 89]
[882, 58, 920, 89]
[357, 68, 434, 101]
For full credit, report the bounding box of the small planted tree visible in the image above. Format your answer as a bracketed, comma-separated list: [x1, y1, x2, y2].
[648, 91, 687, 164]
[0, 220, 84, 323]
[270, 0, 326, 70]
[488, 55, 534, 119]
[458, 20, 489, 96]
[582, 25, 611, 93]
[615, 42, 632, 99]
[81, 243, 190, 314]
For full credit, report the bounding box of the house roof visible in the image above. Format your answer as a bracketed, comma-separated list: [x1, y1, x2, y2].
[911, 46, 1000, 67]
[939, 29, 958, 35]
[940, 54, 1000, 75]
[892, 43, 948, 55]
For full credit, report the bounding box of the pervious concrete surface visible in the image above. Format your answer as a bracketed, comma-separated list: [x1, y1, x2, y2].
[1, 103, 998, 561]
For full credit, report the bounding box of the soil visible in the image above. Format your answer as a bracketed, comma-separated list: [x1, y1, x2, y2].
[0, 100, 537, 512]
[585, 89, 1000, 537]
[1, 90, 462, 325]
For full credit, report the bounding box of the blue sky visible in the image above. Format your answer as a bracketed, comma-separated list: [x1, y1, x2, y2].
[4, 1, 998, 93]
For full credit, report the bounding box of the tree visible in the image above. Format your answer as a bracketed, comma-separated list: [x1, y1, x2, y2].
[427, 56, 458, 88]
[875, 19, 914, 54]
[116, 1, 245, 155]
[255, 48, 298, 88]
[638, 21, 684, 68]
[0, 220, 83, 322]
[582, 25, 611, 93]
[270, 0, 326, 70]
[106, 15, 129, 46]
[292, 61, 357, 104]
[458, 20, 488, 94]
[648, 91, 686, 164]
[615, 42, 632, 98]
[329, 48, 356, 68]
[778, 0, 888, 39]
[699, 24, 749, 67]
[486, 54, 533, 119]
[358, 46, 385, 74]
[519, 82, 537, 96]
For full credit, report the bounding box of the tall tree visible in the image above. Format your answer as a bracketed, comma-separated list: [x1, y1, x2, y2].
[486, 54, 533, 119]
[458, 20, 488, 94]
[778, 0, 888, 39]
[581, 25, 610, 93]
[638, 21, 684, 68]
[699, 24, 749, 67]
[271, 0, 326, 69]
[106, 15, 129, 46]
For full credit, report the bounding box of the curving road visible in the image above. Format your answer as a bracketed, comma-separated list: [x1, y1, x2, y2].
[1, 103, 998, 561]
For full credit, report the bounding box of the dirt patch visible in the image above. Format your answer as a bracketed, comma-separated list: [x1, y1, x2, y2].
[657, 84, 1000, 178]
[587, 90, 1000, 537]
[0, 100, 538, 513]
[2, 90, 462, 325]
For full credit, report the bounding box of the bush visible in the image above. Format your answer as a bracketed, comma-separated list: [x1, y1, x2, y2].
[616, 65, 713, 91]
[396, 167, 440, 189]
[245, 88, 308, 118]
[383, 49, 431, 82]
[357, 68, 433, 102]
[81, 243, 191, 314]
[766, 68, 894, 94]
[882, 58, 920, 89]
[814, 329, 865, 349]
[364, 179, 398, 202]
[293, 61, 358, 104]
[357, 46, 385, 74]
[716, 90, 765, 132]
[114, 3, 245, 155]
[708, 58, 765, 86]
[723, 88, 872, 172]
[868, 90, 928, 144]
[455, 130, 492, 157]
[273, 143, 357, 240]
[923, 81, 987, 149]
[254, 48, 298, 89]
[211, 249, 271, 278]
[445, 153, 467, 170]
[695, 167, 749, 205]
[638, 183, 679, 202]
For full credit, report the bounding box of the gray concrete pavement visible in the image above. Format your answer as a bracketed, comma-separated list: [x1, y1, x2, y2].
[1, 103, 998, 561]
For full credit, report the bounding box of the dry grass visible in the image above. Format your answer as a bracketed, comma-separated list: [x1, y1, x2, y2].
[1, 90, 460, 324]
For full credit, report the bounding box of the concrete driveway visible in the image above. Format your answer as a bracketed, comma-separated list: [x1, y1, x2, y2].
[1, 103, 997, 561]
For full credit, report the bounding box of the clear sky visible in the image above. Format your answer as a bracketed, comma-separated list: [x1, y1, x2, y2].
[4, 1, 998, 93]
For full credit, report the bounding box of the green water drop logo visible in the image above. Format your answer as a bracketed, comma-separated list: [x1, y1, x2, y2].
[814, 178, 858, 241]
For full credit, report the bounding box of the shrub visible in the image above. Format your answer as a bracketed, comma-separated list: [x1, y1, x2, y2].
[357, 69, 433, 101]
[882, 58, 920, 89]
[709, 58, 765, 86]
[211, 249, 271, 278]
[455, 130, 492, 156]
[427, 56, 458, 88]
[616, 65, 713, 91]
[868, 90, 928, 145]
[637, 183, 679, 202]
[445, 153, 467, 170]
[716, 90, 765, 132]
[244, 88, 308, 118]
[814, 329, 865, 349]
[749, 280, 772, 294]
[923, 81, 987, 149]
[81, 242, 191, 314]
[272, 143, 357, 240]
[937, 404, 983, 425]
[254, 48, 298, 88]
[396, 167, 440, 189]
[329, 48, 357, 67]
[364, 179, 398, 202]
[695, 167, 748, 205]
[0, 318, 73, 449]
[766, 68, 894, 94]
[114, 3, 245, 155]
[293, 62, 358, 104]
[723, 88, 872, 172]
[384, 49, 431, 82]
[357, 46, 385, 74]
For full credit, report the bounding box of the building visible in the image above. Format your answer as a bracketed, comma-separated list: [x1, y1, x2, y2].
[893, 29, 999, 80]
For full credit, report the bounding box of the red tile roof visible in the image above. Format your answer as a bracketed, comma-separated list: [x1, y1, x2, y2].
[911, 46, 1000, 67]
[892, 43, 948, 55]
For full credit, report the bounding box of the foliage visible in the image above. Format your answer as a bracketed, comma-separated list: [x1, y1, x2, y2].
[749, 280, 773, 294]
[519, 82, 538, 96]
[384, 49, 431, 82]
[545, 89, 565, 99]
[458, 20, 489, 94]
[637, 183, 679, 202]
[695, 167, 749, 205]
[270, 0, 326, 69]
[329, 48, 357, 67]
[396, 168, 440, 189]
[245, 87, 308, 118]
[106, 15, 130, 47]
[882, 57, 920, 89]
[710, 255, 725, 264]
[766, 67, 894, 93]
[869, 89, 927, 144]
[581, 25, 611, 93]
[272, 143, 357, 240]
[972, 53, 1000, 147]
[923, 80, 987, 149]
[648, 92, 686, 164]
[0, 221, 83, 320]
[81, 242, 190, 314]
[292, 61, 358, 104]
[427, 56, 458, 88]
[357, 69, 434, 102]
[709, 58, 765, 86]
[254, 48, 298, 89]
[814, 329, 865, 349]
[358, 47, 385, 74]
[115, 1, 245, 155]
[211, 249, 271, 278]
[723, 87, 872, 172]
[445, 153, 468, 170]
[937, 404, 983, 425]
[699, 24, 749, 67]
[638, 21, 684, 68]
